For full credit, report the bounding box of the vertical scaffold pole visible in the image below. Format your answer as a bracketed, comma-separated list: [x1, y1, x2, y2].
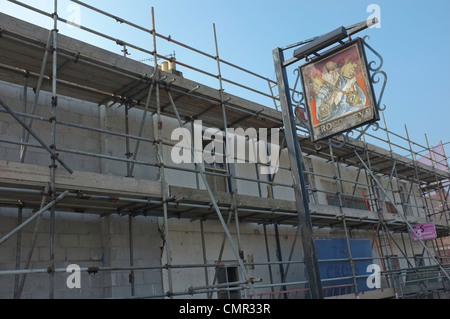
[151, 7, 173, 299]
[49, 0, 59, 299]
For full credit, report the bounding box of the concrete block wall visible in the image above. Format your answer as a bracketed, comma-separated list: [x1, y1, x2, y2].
[271, 149, 296, 201]
[0, 79, 301, 202]
[157, 114, 296, 200]
[100, 215, 163, 298]
[0, 80, 103, 173]
[161, 219, 305, 299]
[0, 81, 164, 298]
[99, 105, 159, 179]
[0, 80, 162, 179]
[0, 208, 163, 299]
[0, 80, 437, 299]
[158, 116, 198, 189]
[3, 206, 434, 299]
[0, 208, 105, 298]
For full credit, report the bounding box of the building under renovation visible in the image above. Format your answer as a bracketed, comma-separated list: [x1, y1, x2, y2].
[0, 2, 449, 299]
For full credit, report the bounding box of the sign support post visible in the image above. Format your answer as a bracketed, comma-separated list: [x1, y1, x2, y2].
[273, 47, 323, 299]
[272, 19, 380, 299]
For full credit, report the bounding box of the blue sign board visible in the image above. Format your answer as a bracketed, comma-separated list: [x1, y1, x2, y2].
[313, 238, 374, 297]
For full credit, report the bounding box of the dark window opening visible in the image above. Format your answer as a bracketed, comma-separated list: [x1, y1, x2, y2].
[217, 266, 240, 299]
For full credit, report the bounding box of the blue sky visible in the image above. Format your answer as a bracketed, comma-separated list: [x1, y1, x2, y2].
[1, 0, 449, 162]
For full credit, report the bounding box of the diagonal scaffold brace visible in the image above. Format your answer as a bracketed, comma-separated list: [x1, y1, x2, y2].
[0, 97, 73, 174]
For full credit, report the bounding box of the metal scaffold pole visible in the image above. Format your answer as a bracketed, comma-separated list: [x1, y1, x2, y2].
[49, 0, 59, 299]
[151, 7, 174, 299]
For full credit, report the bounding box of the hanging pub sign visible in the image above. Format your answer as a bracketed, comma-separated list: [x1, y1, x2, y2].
[299, 38, 379, 142]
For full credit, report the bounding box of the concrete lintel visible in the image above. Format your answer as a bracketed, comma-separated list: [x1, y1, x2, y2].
[0, 160, 162, 198]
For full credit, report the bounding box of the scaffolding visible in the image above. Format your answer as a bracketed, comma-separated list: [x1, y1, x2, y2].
[0, 1, 449, 299]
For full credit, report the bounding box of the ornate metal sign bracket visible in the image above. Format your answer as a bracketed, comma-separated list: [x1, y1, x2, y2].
[291, 34, 387, 150]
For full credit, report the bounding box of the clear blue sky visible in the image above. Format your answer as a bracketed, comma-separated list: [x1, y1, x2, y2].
[1, 0, 449, 163]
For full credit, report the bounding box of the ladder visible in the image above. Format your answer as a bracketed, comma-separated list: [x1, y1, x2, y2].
[372, 224, 395, 289]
